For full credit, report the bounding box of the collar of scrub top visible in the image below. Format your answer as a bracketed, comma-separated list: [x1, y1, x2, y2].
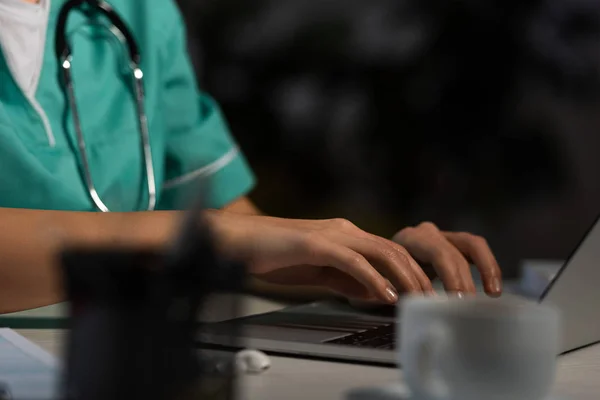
[53, 0, 157, 212]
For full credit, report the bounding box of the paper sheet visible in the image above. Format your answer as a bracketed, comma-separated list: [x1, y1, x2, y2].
[0, 329, 58, 400]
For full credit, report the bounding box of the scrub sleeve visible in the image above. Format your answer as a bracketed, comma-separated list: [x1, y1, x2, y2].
[155, 3, 255, 210]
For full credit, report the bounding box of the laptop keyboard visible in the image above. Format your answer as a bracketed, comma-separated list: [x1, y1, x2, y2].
[323, 323, 396, 349]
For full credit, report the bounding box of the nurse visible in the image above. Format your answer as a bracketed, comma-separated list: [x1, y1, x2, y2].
[0, 0, 502, 313]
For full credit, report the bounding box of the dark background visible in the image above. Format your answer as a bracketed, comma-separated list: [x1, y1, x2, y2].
[177, 0, 600, 278]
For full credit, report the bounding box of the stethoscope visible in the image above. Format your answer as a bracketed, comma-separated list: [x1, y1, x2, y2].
[55, 0, 156, 212]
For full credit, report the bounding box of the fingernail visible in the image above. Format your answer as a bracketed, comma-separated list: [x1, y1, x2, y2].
[455, 291, 465, 299]
[492, 278, 502, 293]
[385, 287, 399, 303]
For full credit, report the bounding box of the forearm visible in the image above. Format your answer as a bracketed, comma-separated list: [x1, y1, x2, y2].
[0, 208, 182, 313]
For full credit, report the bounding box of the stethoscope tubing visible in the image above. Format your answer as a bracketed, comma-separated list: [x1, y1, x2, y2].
[55, 0, 156, 212]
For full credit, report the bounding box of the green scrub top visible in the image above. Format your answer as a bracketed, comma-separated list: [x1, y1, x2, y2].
[0, 0, 255, 211]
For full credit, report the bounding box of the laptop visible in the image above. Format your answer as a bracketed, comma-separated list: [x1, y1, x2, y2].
[197, 215, 600, 366]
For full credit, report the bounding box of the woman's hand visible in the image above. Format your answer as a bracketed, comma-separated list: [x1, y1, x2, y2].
[207, 211, 502, 303]
[393, 222, 502, 297]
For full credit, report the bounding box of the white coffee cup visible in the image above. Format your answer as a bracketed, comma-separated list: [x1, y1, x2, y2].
[399, 296, 561, 400]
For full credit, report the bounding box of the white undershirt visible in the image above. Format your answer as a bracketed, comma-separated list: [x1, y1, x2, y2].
[0, 0, 50, 97]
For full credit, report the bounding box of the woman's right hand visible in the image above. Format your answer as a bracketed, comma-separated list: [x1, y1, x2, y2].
[205, 211, 433, 304]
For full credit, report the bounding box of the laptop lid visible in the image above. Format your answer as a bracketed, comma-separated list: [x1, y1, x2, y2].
[541, 214, 600, 353]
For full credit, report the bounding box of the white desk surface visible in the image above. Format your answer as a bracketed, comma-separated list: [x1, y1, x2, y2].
[11, 294, 600, 400]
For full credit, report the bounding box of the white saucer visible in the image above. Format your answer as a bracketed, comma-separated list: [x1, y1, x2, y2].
[345, 384, 563, 400]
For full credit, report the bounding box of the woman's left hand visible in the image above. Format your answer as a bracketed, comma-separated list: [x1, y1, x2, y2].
[392, 222, 502, 297]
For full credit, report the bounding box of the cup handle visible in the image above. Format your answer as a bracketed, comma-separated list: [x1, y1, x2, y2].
[412, 323, 452, 400]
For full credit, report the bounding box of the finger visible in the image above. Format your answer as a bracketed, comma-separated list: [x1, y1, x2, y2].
[342, 222, 434, 293]
[364, 235, 434, 294]
[305, 236, 399, 304]
[393, 223, 462, 293]
[446, 244, 477, 294]
[399, 223, 472, 294]
[433, 238, 477, 294]
[332, 231, 424, 294]
[338, 226, 434, 293]
[444, 232, 502, 297]
[429, 243, 468, 294]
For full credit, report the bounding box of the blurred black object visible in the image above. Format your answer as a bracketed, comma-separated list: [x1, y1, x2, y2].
[179, 0, 600, 275]
[60, 207, 244, 400]
[0, 382, 11, 400]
